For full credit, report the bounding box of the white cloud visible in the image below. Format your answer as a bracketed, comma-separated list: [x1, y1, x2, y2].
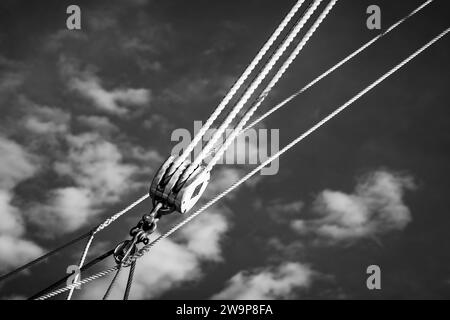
[32, 187, 92, 233]
[0, 136, 39, 190]
[0, 136, 43, 271]
[203, 167, 244, 200]
[0, 190, 25, 236]
[292, 170, 415, 242]
[0, 235, 43, 272]
[267, 200, 304, 224]
[212, 262, 314, 300]
[56, 133, 138, 203]
[15, 96, 162, 235]
[62, 61, 151, 115]
[177, 209, 229, 261]
[22, 104, 71, 135]
[77, 115, 118, 134]
[30, 133, 143, 233]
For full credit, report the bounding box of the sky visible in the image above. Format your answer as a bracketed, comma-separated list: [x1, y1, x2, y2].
[0, 0, 449, 300]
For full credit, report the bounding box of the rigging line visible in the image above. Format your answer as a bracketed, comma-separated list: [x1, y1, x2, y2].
[92, 194, 150, 234]
[0, 230, 92, 284]
[35, 265, 119, 300]
[207, 0, 338, 171]
[28, 248, 114, 300]
[169, 0, 308, 175]
[180, 0, 324, 182]
[202, 0, 433, 160]
[0, 194, 148, 284]
[123, 260, 136, 300]
[0, 193, 150, 282]
[103, 235, 137, 300]
[240, 0, 434, 134]
[123, 26, 450, 267]
[66, 193, 149, 299]
[66, 232, 95, 300]
[102, 266, 123, 300]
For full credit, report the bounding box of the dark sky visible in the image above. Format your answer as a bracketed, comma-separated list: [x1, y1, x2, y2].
[0, 0, 449, 300]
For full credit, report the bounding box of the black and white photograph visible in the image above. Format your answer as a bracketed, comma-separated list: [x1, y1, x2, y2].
[0, 0, 449, 307]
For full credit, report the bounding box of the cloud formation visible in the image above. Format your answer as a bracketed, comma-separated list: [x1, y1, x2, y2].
[0, 137, 43, 271]
[22, 104, 71, 136]
[62, 59, 151, 115]
[292, 170, 415, 242]
[212, 262, 314, 300]
[30, 132, 144, 233]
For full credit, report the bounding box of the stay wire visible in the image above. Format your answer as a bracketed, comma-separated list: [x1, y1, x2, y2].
[0, 230, 93, 284]
[35, 266, 119, 300]
[102, 265, 123, 300]
[28, 248, 114, 300]
[0, 193, 149, 284]
[241, 0, 435, 134]
[123, 260, 136, 300]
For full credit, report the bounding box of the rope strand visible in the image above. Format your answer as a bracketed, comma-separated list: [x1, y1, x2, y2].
[28, 249, 114, 300]
[123, 260, 136, 300]
[124, 26, 450, 267]
[169, 0, 308, 175]
[35, 266, 119, 300]
[207, 0, 338, 170]
[181, 0, 324, 181]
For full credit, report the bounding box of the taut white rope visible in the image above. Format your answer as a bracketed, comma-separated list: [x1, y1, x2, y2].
[207, 0, 338, 171]
[168, 0, 308, 176]
[181, 0, 324, 181]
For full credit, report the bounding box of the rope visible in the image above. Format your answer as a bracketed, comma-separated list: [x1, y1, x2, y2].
[241, 0, 434, 134]
[180, 0, 324, 182]
[207, 0, 338, 171]
[168, 0, 307, 176]
[35, 266, 119, 300]
[28, 249, 114, 300]
[93, 194, 149, 233]
[123, 260, 136, 300]
[66, 194, 149, 299]
[102, 266, 123, 300]
[123, 26, 450, 267]
[66, 231, 95, 300]
[200, 0, 433, 160]
[0, 194, 148, 285]
[103, 234, 138, 300]
[0, 230, 92, 283]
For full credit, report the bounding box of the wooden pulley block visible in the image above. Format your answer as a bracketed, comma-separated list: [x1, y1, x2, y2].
[149, 156, 210, 214]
